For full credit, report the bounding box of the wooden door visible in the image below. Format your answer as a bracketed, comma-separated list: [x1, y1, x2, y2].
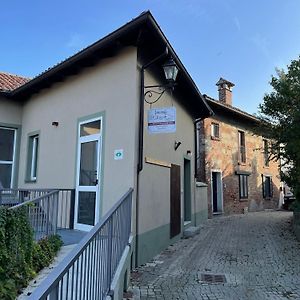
[170, 164, 181, 238]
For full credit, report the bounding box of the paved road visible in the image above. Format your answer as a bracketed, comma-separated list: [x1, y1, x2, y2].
[129, 211, 300, 300]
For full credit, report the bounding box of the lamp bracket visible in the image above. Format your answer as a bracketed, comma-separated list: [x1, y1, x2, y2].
[144, 82, 177, 104]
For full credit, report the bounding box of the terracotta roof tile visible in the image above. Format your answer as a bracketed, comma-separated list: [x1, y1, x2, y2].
[0, 72, 30, 92]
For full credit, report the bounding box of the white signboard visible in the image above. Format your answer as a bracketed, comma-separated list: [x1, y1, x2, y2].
[148, 107, 176, 134]
[114, 149, 124, 160]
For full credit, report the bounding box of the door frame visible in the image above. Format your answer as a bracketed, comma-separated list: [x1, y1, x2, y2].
[74, 116, 103, 231]
[183, 157, 192, 224]
[211, 170, 223, 214]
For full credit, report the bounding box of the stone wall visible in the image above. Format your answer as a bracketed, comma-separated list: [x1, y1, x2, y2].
[199, 114, 281, 217]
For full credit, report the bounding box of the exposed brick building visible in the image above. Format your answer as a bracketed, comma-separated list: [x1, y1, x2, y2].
[198, 78, 280, 216]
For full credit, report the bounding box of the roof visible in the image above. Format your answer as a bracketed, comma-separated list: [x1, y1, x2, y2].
[204, 95, 260, 124]
[0, 72, 29, 92]
[3, 11, 212, 119]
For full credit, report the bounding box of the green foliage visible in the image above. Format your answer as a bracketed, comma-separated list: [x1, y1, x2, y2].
[258, 57, 300, 202]
[32, 235, 63, 272]
[291, 200, 300, 212]
[0, 206, 62, 299]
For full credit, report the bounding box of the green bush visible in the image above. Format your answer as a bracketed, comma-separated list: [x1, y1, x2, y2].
[291, 200, 300, 212]
[0, 206, 63, 299]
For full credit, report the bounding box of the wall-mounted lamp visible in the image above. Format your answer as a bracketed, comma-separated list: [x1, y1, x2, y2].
[144, 57, 180, 105]
[187, 150, 192, 156]
[52, 121, 59, 127]
[138, 48, 180, 173]
[174, 141, 182, 151]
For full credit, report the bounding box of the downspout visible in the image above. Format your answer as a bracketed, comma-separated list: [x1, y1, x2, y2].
[135, 47, 168, 266]
[194, 117, 203, 179]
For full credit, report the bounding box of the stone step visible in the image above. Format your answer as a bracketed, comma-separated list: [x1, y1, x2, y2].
[183, 226, 200, 238]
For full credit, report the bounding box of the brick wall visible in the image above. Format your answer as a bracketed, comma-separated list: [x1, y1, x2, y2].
[199, 115, 280, 217]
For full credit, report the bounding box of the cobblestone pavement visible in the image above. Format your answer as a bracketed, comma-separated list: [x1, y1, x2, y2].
[129, 211, 300, 300]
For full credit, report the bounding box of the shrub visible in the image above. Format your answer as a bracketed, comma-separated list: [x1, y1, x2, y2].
[291, 200, 300, 212]
[0, 206, 63, 298]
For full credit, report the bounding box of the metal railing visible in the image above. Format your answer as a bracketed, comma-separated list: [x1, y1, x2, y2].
[8, 189, 75, 240]
[0, 188, 51, 207]
[28, 188, 133, 300]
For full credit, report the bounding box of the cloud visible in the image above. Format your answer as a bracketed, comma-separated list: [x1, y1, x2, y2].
[66, 33, 86, 50]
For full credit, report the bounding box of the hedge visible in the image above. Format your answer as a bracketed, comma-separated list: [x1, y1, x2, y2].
[0, 206, 63, 299]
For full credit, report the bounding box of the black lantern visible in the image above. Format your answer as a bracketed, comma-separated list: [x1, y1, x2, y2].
[162, 58, 179, 82]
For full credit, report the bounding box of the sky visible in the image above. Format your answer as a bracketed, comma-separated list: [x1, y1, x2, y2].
[1, 1, 300, 114]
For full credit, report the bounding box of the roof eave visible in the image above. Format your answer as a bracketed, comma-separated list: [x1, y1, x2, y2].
[145, 15, 213, 118]
[8, 11, 213, 118]
[205, 96, 259, 123]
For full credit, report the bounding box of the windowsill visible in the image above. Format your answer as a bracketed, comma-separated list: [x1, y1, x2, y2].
[264, 197, 272, 200]
[263, 165, 270, 169]
[238, 162, 247, 166]
[239, 198, 248, 202]
[211, 136, 220, 141]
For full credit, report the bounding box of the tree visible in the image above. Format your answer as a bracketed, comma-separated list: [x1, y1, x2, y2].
[258, 57, 300, 204]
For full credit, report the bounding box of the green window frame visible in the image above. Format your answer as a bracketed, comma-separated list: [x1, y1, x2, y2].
[262, 175, 273, 198]
[26, 132, 39, 182]
[239, 174, 249, 199]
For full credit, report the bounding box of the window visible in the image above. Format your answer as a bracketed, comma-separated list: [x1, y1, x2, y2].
[262, 175, 273, 198]
[263, 139, 269, 167]
[26, 134, 39, 182]
[239, 174, 249, 199]
[0, 127, 16, 188]
[238, 131, 246, 163]
[211, 123, 220, 139]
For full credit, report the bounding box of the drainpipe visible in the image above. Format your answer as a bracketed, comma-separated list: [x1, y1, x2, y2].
[194, 117, 207, 226]
[194, 117, 203, 180]
[135, 47, 168, 266]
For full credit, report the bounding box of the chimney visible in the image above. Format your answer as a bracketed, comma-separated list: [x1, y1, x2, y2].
[216, 78, 235, 105]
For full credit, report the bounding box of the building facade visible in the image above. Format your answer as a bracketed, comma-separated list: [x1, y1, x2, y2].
[0, 12, 212, 296]
[198, 78, 280, 216]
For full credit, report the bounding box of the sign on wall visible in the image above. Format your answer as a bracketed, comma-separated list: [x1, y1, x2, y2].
[148, 107, 176, 134]
[114, 149, 124, 160]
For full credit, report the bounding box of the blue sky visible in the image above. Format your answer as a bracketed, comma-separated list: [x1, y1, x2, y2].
[1, 1, 300, 114]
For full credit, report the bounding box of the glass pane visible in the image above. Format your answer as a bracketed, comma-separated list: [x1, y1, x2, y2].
[0, 164, 12, 188]
[78, 192, 96, 225]
[31, 136, 39, 179]
[79, 141, 98, 186]
[80, 120, 101, 137]
[0, 128, 15, 161]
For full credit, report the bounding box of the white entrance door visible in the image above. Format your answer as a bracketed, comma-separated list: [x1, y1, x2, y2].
[74, 118, 102, 231]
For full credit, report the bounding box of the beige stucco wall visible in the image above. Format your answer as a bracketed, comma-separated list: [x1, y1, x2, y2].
[0, 96, 23, 126]
[138, 69, 196, 235]
[18, 47, 139, 215]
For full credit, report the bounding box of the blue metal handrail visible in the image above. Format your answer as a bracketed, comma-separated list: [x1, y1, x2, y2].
[28, 187, 133, 300]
